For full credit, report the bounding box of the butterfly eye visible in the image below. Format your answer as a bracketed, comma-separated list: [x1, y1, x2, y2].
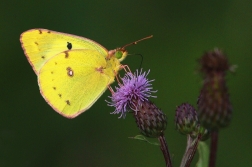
[115, 50, 123, 59]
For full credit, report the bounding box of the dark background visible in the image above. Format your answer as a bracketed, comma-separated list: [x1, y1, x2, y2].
[1, 0, 251, 166]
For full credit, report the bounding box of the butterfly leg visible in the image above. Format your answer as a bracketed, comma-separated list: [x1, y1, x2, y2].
[120, 64, 132, 74]
[107, 85, 115, 94]
[115, 73, 123, 85]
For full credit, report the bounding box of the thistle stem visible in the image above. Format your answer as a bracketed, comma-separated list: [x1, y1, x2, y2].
[209, 130, 218, 167]
[158, 134, 172, 167]
[185, 135, 201, 167]
[180, 134, 201, 167]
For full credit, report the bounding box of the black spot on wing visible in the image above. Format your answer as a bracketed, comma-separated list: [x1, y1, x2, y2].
[66, 100, 70, 105]
[67, 42, 72, 50]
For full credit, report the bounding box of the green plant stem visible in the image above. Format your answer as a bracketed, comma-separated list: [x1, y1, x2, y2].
[180, 135, 201, 167]
[209, 130, 218, 167]
[185, 135, 201, 167]
[180, 135, 193, 167]
[158, 134, 172, 167]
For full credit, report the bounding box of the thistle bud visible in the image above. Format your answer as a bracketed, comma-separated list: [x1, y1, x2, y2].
[175, 103, 198, 135]
[133, 100, 167, 138]
[197, 49, 232, 130]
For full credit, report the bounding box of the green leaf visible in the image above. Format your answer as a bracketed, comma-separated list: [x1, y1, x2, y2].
[196, 141, 209, 167]
[128, 135, 160, 146]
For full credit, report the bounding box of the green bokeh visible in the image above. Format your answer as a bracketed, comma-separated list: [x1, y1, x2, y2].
[1, 0, 251, 166]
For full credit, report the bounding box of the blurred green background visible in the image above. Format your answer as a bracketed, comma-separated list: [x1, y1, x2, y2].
[1, 0, 251, 166]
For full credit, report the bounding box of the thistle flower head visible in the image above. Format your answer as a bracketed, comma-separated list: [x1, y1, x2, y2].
[197, 49, 232, 130]
[108, 69, 167, 138]
[107, 69, 157, 118]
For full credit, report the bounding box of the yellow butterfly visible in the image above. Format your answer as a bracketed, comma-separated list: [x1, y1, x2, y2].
[20, 29, 152, 118]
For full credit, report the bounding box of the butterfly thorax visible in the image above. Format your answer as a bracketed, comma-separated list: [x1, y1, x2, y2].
[104, 48, 127, 84]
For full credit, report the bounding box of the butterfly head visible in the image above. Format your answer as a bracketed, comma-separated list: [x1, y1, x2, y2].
[108, 48, 128, 62]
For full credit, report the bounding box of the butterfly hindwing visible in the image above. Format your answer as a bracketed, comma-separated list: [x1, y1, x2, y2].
[38, 49, 111, 118]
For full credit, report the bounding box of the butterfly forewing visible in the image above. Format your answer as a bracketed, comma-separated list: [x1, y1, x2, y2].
[20, 29, 108, 74]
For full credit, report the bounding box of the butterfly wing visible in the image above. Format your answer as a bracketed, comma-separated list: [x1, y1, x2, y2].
[38, 49, 112, 118]
[20, 29, 108, 74]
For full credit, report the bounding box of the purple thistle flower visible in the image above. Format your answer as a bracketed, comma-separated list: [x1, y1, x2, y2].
[107, 69, 157, 118]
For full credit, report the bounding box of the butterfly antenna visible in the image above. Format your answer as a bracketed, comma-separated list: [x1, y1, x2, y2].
[128, 53, 144, 69]
[121, 35, 153, 49]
